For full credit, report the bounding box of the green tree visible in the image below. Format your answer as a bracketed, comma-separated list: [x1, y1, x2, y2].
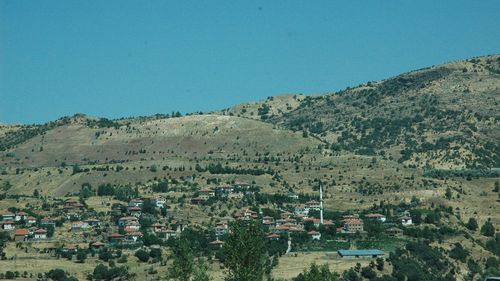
[223, 220, 266, 281]
[445, 187, 452, 200]
[466, 217, 478, 231]
[76, 251, 87, 263]
[481, 220, 495, 237]
[193, 258, 212, 281]
[293, 263, 339, 281]
[134, 249, 150, 262]
[170, 238, 194, 281]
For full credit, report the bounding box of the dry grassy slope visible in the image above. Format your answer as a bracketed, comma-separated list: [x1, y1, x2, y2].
[264, 55, 500, 169]
[0, 114, 319, 168]
[217, 94, 307, 120]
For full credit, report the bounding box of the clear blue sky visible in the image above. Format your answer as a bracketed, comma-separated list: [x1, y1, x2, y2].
[1, 1, 499, 124]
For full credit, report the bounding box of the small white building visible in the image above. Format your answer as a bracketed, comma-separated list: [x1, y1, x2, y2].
[401, 216, 413, 226]
[308, 231, 321, 240]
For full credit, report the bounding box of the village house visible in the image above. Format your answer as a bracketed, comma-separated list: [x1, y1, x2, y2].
[262, 216, 275, 226]
[199, 189, 215, 198]
[71, 221, 89, 231]
[215, 225, 227, 237]
[209, 239, 224, 249]
[233, 181, 251, 190]
[15, 212, 29, 222]
[216, 184, 234, 197]
[160, 229, 178, 240]
[84, 218, 100, 227]
[91, 241, 106, 250]
[142, 194, 166, 208]
[14, 229, 29, 242]
[41, 217, 56, 228]
[128, 206, 142, 217]
[386, 227, 404, 237]
[227, 192, 244, 199]
[34, 228, 48, 240]
[401, 216, 413, 226]
[118, 216, 139, 227]
[267, 233, 280, 241]
[62, 245, 78, 254]
[0, 211, 15, 221]
[128, 199, 144, 208]
[124, 232, 143, 243]
[124, 221, 141, 232]
[26, 216, 37, 225]
[302, 217, 334, 228]
[1, 220, 15, 230]
[308, 230, 321, 240]
[294, 204, 309, 216]
[365, 213, 387, 223]
[341, 219, 364, 234]
[287, 193, 299, 200]
[305, 200, 321, 211]
[191, 197, 206, 204]
[108, 233, 125, 243]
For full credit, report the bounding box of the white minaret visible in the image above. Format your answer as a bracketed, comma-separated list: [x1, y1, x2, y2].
[320, 184, 324, 225]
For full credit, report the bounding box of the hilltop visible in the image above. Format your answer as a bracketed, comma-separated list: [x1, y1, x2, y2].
[221, 55, 500, 169]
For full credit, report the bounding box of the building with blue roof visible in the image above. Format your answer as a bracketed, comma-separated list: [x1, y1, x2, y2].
[338, 249, 385, 258]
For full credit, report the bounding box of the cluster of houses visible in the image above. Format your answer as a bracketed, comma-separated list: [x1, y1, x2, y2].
[191, 182, 256, 204]
[0, 211, 56, 242]
[206, 206, 414, 248]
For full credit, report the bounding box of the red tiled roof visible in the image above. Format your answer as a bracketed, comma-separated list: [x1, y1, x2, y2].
[15, 229, 29, 236]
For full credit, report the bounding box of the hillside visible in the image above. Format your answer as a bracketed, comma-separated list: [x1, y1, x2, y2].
[0, 55, 499, 281]
[222, 55, 500, 169]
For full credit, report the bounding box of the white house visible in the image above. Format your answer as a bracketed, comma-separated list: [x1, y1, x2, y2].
[401, 216, 413, 226]
[34, 229, 47, 240]
[308, 230, 321, 240]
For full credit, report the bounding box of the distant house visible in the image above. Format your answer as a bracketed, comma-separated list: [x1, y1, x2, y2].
[191, 197, 206, 204]
[233, 181, 251, 189]
[124, 221, 141, 232]
[128, 199, 144, 208]
[71, 221, 89, 231]
[308, 230, 321, 240]
[26, 216, 37, 225]
[386, 227, 404, 237]
[128, 206, 142, 217]
[294, 204, 308, 216]
[15, 212, 29, 222]
[338, 249, 384, 258]
[209, 239, 224, 248]
[125, 232, 143, 243]
[267, 233, 280, 241]
[84, 218, 100, 227]
[342, 219, 364, 234]
[365, 213, 386, 223]
[40, 217, 55, 227]
[287, 193, 299, 200]
[305, 200, 321, 211]
[401, 216, 413, 226]
[34, 229, 48, 240]
[2, 220, 15, 230]
[108, 233, 124, 243]
[199, 189, 215, 198]
[91, 241, 106, 249]
[215, 226, 227, 237]
[14, 229, 29, 242]
[0, 211, 15, 222]
[142, 195, 166, 208]
[118, 217, 138, 227]
[262, 216, 275, 226]
[216, 184, 234, 197]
